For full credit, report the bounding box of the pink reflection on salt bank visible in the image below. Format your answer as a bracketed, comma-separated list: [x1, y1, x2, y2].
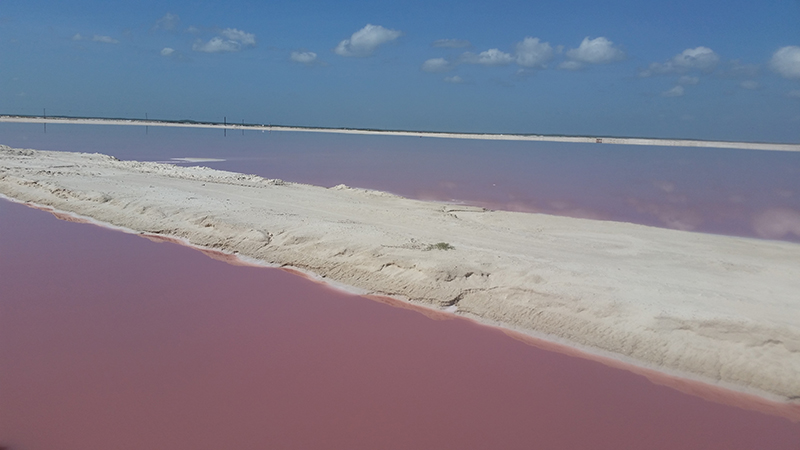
[1, 200, 799, 450]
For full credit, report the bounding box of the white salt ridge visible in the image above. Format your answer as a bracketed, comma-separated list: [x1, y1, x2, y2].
[2, 115, 799, 152]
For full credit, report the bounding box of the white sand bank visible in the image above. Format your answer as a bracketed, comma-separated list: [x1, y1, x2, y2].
[1, 145, 799, 404]
[3, 115, 800, 152]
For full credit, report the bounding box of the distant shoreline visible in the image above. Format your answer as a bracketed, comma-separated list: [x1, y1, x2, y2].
[2, 115, 799, 152]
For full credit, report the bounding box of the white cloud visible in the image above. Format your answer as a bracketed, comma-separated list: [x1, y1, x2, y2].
[221, 28, 256, 46]
[444, 75, 465, 83]
[641, 47, 720, 76]
[662, 85, 685, 97]
[557, 60, 583, 70]
[290, 51, 317, 63]
[740, 80, 760, 90]
[514, 37, 554, 68]
[788, 89, 800, 99]
[433, 39, 470, 48]
[72, 33, 119, 44]
[461, 48, 514, 66]
[193, 37, 238, 53]
[91, 35, 119, 44]
[334, 24, 401, 57]
[160, 47, 175, 56]
[769, 46, 800, 79]
[193, 27, 256, 53]
[678, 75, 699, 85]
[565, 37, 624, 64]
[421, 57, 451, 72]
[671, 47, 720, 71]
[154, 13, 180, 31]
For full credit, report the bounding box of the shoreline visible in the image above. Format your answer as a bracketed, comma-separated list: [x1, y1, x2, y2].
[3, 115, 800, 152]
[4, 195, 799, 422]
[2, 145, 799, 417]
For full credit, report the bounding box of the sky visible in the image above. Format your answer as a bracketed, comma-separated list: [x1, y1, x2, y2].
[1, 0, 799, 142]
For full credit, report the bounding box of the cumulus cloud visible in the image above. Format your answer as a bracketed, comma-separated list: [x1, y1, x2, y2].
[334, 24, 401, 57]
[565, 37, 625, 65]
[739, 80, 760, 90]
[678, 75, 699, 85]
[154, 13, 180, 31]
[72, 33, 119, 44]
[221, 28, 256, 46]
[424, 36, 552, 76]
[421, 57, 451, 72]
[425, 36, 617, 73]
[671, 47, 720, 71]
[444, 75, 465, 83]
[514, 37, 554, 68]
[662, 85, 685, 97]
[433, 38, 470, 48]
[640, 47, 720, 76]
[194, 37, 238, 53]
[769, 46, 800, 79]
[461, 48, 514, 66]
[290, 51, 317, 63]
[788, 89, 800, 99]
[160, 47, 175, 56]
[193, 27, 256, 53]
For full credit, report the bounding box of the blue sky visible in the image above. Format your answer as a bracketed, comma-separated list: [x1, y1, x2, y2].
[1, 0, 799, 141]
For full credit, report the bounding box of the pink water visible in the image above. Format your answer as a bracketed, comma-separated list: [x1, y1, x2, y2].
[2, 199, 799, 449]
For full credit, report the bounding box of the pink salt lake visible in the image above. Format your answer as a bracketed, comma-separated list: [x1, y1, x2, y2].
[1, 124, 800, 448]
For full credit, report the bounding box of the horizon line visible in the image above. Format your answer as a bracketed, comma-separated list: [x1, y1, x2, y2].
[2, 114, 799, 152]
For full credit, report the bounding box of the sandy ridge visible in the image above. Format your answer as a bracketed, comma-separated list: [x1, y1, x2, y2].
[3, 115, 800, 152]
[1, 144, 799, 403]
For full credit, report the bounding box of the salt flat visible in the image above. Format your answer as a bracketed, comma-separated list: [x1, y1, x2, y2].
[1, 144, 799, 403]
